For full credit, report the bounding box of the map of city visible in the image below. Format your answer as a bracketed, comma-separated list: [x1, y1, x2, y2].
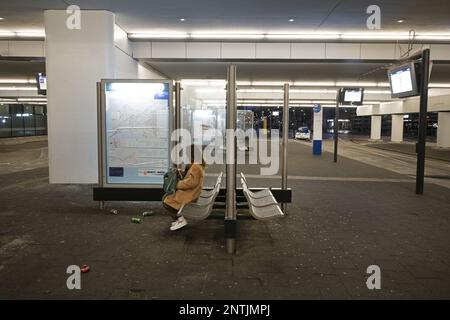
[104, 82, 170, 184]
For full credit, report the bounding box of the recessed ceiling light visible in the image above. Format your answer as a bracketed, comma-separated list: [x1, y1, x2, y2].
[289, 18, 295, 22]
[397, 19, 405, 23]
[0, 17, 4, 21]
[179, 18, 186, 22]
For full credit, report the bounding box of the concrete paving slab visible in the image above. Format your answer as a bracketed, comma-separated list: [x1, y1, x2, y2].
[0, 138, 449, 299]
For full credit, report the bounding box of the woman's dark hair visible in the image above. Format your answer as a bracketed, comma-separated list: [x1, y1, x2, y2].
[187, 144, 206, 167]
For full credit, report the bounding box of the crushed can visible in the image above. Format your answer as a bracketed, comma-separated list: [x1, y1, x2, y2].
[142, 211, 154, 217]
[81, 264, 90, 273]
[110, 209, 118, 215]
[131, 217, 141, 224]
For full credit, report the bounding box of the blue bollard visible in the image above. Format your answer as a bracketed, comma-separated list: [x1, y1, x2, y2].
[313, 140, 322, 155]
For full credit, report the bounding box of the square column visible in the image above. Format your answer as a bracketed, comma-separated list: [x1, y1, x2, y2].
[370, 115, 382, 141]
[45, 10, 115, 183]
[437, 112, 450, 148]
[312, 104, 323, 155]
[391, 114, 404, 143]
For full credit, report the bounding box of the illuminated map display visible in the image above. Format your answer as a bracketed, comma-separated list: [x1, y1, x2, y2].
[104, 81, 171, 185]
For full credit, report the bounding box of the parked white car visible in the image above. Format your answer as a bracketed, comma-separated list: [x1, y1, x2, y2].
[295, 127, 311, 140]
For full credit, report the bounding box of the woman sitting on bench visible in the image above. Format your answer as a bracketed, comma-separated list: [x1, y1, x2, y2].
[163, 145, 205, 231]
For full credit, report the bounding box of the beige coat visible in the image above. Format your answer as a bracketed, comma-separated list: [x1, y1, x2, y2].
[163, 164, 205, 210]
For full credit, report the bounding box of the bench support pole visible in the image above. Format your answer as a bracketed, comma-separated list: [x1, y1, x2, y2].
[224, 220, 237, 254]
[281, 83, 289, 213]
[333, 89, 341, 163]
[226, 64, 237, 254]
[174, 81, 182, 168]
[416, 49, 430, 195]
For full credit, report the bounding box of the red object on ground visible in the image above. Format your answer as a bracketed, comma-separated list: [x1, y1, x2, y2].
[81, 264, 90, 273]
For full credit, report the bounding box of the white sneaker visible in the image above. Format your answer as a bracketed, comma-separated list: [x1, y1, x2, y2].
[170, 217, 187, 231]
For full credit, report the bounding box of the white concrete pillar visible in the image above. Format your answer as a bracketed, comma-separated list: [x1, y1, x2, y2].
[391, 114, 404, 143]
[312, 104, 323, 155]
[437, 112, 450, 148]
[45, 10, 115, 183]
[370, 115, 382, 141]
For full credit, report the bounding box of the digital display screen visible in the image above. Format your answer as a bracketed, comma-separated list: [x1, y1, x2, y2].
[38, 74, 47, 90]
[344, 90, 362, 103]
[341, 88, 364, 106]
[36, 73, 47, 95]
[388, 62, 419, 98]
[390, 66, 413, 94]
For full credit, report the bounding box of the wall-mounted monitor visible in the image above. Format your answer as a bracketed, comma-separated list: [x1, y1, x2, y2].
[36, 73, 47, 95]
[340, 88, 364, 106]
[388, 62, 419, 98]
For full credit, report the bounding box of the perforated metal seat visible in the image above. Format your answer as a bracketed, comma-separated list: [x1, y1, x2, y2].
[200, 172, 223, 198]
[241, 179, 278, 207]
[240, 177, 285, 220]
[240, 172, 273, 199]
[247, 203, 284, 220]
[178, 181, 221, 220]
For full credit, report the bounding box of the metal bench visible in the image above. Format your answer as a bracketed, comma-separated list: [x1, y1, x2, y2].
[200, 172, 223, 198]
[177, 179, 221, 220]
[240, 172, 273, 199]
[241, 178, 278, 207]
[246, 203, 284, 220]
[240, 177, 285, 220]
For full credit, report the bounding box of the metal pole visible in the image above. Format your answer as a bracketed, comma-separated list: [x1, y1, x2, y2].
[416, 49, 430, 195]
[96, 82, 104, 211]
[226, 65, 237, 254]
[174, 82, 181, 168]
[175, 82, 181, 130]
[281, 83, 289, 212]
[333, 89, 340, 163]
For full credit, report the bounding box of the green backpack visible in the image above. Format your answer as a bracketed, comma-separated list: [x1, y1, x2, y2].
[163, 167, 180, 196]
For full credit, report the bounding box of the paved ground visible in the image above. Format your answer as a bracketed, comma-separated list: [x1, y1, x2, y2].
[308, 138, 450, 189]
[0, 136, 48, 175]
[0, 137, 449, 299]
[368, 141, 450, 162]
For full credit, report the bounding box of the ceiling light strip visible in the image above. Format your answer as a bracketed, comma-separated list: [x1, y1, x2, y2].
[0, 32, 45, 38]
[128, 32, 450, 42]
[236, 82, 450, 88]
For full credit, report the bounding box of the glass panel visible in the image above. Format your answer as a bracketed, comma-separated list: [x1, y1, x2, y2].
[104, 81, 171, 185]
[10, 104, 24, 137]
[0, 104, 9, 115]
[34, 105, 45, 115]
[180, 79, 227, 173]
[0, 105, 11, 138]
[23, 105, 36, 136]
[237, 109, 255, 150]
[180, 80, 226, 146]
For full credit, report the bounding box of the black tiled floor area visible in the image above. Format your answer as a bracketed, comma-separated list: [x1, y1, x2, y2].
[0, 140, 449, 299]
